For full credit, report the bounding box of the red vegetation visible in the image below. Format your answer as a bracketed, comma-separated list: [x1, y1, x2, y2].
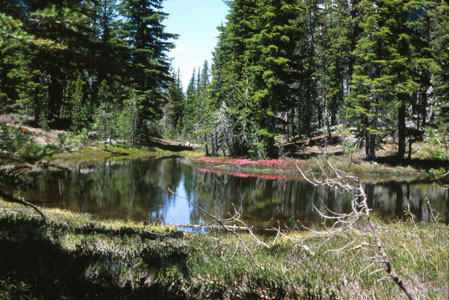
[193, 157, 305, 180]
[194, 167, 294, 180]
[194, 157, 289, 168]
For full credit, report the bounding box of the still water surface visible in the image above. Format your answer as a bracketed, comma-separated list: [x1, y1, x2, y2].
[18, 157, 449, 227]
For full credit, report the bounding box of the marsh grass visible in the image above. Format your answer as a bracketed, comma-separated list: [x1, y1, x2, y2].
[47, 146, 202, 168]
[49, 145, 151, 161]
[0, 202, 448, 299]
[191, 155, 427, 182]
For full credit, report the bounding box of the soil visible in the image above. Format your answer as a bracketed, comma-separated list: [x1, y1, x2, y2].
[0, 112, 66, 146]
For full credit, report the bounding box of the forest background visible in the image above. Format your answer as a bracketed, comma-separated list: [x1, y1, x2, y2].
[1, 0, 449, 160]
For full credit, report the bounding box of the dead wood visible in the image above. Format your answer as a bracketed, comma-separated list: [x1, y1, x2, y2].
[0, 190, 46, 222]
[295, 160, 418, 300]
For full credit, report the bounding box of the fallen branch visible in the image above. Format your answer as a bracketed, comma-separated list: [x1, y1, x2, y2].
[0, 190, 46, 222]
[424, 198, 441, 226]
[168, 188, 260, 268]
[295, 160, 418, 300]
[167, 223, 276, 232]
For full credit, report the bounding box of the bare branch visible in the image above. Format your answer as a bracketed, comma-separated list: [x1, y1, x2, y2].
[0, 190, 46, 222]
[168, 188, 260, 268]
[424, 198, 439, 225]
[324, 239, 357, 254]
[295, 159, 418, 300]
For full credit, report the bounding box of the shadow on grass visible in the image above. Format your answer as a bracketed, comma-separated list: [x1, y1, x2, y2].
[375, 155, 449, 170]
[0, 216, 190, 300]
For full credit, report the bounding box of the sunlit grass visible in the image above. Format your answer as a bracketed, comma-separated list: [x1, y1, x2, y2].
[1, 201, 448, 299]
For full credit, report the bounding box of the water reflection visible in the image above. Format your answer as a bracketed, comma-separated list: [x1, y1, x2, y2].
[18, 158, 449, 227]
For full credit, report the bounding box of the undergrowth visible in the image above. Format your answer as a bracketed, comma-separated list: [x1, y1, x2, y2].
[0, 203, 448, 299]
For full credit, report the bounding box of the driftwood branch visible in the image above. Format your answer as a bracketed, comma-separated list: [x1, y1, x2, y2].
[295, 161, 418, 300]
[0, 190, 46, 222]
[170, 223, 275, 232]
[168, 188, 260, 268]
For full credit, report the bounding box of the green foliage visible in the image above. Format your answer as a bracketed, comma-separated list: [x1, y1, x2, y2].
[16, 142, 58, 160]
[164, 70, 185, 138]
[423, 127, 449, 160]
[0, 123, 58, 161]
[202, 0, 449, 160]
[56, 130, 90, 150]
[0, 0, 175, 145]
[0, 278, 32, 300]
[1, 0, 449, 162]
[70, 76, 88, 133]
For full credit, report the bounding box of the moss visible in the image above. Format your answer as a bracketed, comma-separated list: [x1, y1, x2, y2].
[49, 145, 151, 161]
[0, 202, 448, 299]
[47, 145, 203, 168]
[152, 147, 204, 159]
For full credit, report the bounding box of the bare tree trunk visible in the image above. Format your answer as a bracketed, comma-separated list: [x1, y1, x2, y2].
[365, 132, 376, 160]
[369, 133, 376, 160]
[398, 102, 406, 160]
[204, 133, 209, 156]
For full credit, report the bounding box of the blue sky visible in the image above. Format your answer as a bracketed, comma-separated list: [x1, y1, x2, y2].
[163, 0, 229, 89]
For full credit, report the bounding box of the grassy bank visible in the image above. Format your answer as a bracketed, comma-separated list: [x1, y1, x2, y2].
[1, 202, 448, 299]
[38, 146, 202, 171]
[189, 155, 430, 182]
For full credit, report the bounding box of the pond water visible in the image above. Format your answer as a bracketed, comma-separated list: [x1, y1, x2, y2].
[17, 157, 449, 228]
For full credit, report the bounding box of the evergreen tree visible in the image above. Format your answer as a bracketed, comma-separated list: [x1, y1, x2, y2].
[2, 0, 449, 160]
[433, 0, 449, 147]
[70, 75, 88, 133]
[248, 0, 303, 157]
[119, 0, 176, 141]
[165, 69, 185, 137]
[196, 61, 213, 154]
[184, 69, 197, 137]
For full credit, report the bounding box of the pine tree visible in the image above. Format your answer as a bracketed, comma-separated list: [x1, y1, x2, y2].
[315, 0, 353, 131]
[250, 0, 304, 157]
[165, 69, 185, 137]
[432, 0, 449, 153]
[348, 0, 425, 160]
[119, 0, 176, 141]
[70, 75, 87, 133]
[184, 69, 197, 137]
[196, 61, 212, 154]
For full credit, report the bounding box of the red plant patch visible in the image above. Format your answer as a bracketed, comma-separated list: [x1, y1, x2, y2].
[194, 157, 289, 168]
[194, 167, 291, 180]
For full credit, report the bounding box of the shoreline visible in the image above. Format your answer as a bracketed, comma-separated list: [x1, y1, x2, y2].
[188, 155, 431, 183]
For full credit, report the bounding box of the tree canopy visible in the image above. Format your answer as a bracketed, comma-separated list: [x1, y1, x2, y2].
[1, 0, 449, 159]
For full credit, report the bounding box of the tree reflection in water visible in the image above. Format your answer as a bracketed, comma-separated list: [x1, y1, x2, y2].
[16, 158, 449, 227]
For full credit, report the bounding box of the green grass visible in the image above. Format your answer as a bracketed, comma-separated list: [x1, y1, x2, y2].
[49, 144, 151, 160]
[48, 145, 203, 166]
[0, 202, 448, 299]
[152, 147, 204, 159]
[190, 154, 428, 182]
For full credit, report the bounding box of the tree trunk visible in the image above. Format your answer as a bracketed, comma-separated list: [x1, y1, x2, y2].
[204, 133, 209, 156]
[365, 130, 369, 158]
[407, 138, 414, 160]
[397, 102, 406, 160]
[365, 131, 376, 160]
[369, 133, 376, 160]
[290, 109, 295, 141]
